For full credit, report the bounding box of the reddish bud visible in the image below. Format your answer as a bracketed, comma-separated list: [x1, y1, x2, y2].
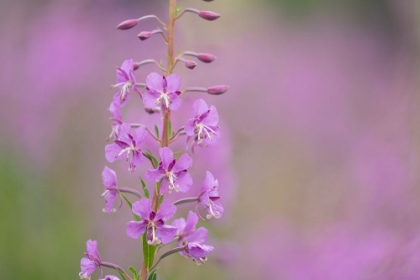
[184, 60, 197, 69]
[133, 62, 141, 71]
[116, 19, 138, 30]
[199, 11, 220, 21]
[138, 31, 152, 41]
[207, 85, 229, 95]
[197, 53, 216, 63]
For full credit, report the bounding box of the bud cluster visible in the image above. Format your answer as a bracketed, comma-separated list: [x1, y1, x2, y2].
[79, 1, 229, 280]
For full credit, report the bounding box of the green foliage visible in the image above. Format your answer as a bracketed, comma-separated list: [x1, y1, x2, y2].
[141, 178, 150, 198]
[142, 234, 158, 271]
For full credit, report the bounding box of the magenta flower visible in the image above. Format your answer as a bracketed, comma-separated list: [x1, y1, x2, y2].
[100, 276, 120, 280]
[105, 124, 147, 172]
[126, 198, 177, 245]
[79, 240, 102, 279]
[145, 147, 193, 194]
[198, 171, 223, 219]
[111, 59, 138, 107]
[185, 241, 214, 265]
[185, 99, 220, 151]
[107, 102, 123, 141]
[142, 72, 182, 111]
[101, 166, 122, 213]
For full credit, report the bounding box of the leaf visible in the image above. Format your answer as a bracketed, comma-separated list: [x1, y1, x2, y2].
[144, 150, 159, 168]
[117, 270, 127, 280]
[148, 270, 157, 280]
[129, 267, 139, 280]
[154, 125, 159, 139]
[167, 119, 172, 139]
[141, 178, 150, 198]
[159, 195, 164, 206]
[142, 234, 158, 271]
[121, 193, 140, 221]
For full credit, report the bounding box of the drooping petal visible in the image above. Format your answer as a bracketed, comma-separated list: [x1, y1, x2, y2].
[165, 74, 181, 93]
[173, 153, 193, 173]
[155, 199, 176, 221]
[192, 99, 209, 116]
[80, 257, 98, 278]
[201, 171, 216, 193]
[187, 242, 214, 260]
[185, 227, 208, 243]
[132, 198, 152, 218]
[103, 189, 117, 213]
[126, 221, 147, 239]
[146, 72, 164, 92]
[105, 143, 123, 163]
[156, 224, 177, 244]
[159, 147, 174, 170]
[173, 172, 193, 193]
[102, 167, 117, 188]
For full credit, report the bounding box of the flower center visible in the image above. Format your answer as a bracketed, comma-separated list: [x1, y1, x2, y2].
[156, 92, 170, 108]
[196, 123, 217, 142]
[166, 171, 179, 193]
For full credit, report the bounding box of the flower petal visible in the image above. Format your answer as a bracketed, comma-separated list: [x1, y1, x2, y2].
[173, 153, 193, 173]
[134, 126, 147, 145]
[159, 147, 174, 170]
[173, 172, 192, 193]
[168, 93, 182, 111]
[185, 227, 208, 243]
[132, 198, 152, 218]
[184, 118, 196, 136]
[155, 199, 176, 221]
[156, 225, 177, 244]
[202, 106, 219, 126]
[146, 72, 164, 92]
[80, 257, 98, 278]
[172, 218, 186, 235]
[142, 89, 160, 108]
[201, 171, 216, 193]
[145, 168, 164, 182]
[103, 190, 117, 213]
[165, 74, 181, 93]
[105, 143, 123, 163]
[192, 99, 209, 116]
[126, 221, 147, 239]
[85, 240, 100, 258]
[184, 211, 199, 234]
[102, 167, 117, 188]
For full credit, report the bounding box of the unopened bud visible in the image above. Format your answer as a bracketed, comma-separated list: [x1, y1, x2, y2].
[116, 19, 138, 30]
[199, 11, 220, 21]
[197, 53, 216, 63]
[207, 85, 229, 95]
[133, 62, 141, 70]
[138, 31, 152, 41]
[184, 60, 197, 69]
[145, 107, 160, 114]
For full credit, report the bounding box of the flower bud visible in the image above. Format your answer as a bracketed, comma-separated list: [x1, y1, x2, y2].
[184, 60, 197, 69]
[207, 85, 229, 95]
[199, 11, 220, 21]
[133, 62, 141, 70]
[138, 31, 152, 41]
[116, 19, 138, 30]
[197, 53, 216, 63]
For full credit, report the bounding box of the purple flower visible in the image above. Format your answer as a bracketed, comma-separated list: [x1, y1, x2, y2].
[145, 147, 193, 194]
[142, 72, 182, 111]
[126, 198, 177, 245]
[79, 240, 102, 279]
[111, 59, 138, 107]
[107, 102, 123, 141]
[105, 124, 147, 172]
[100, 276, 120, 280]
[185, 242, 214, 265]
[198, 171, 223, 219]
[100, 166, 122, 213]
[185, 99, 220, 151]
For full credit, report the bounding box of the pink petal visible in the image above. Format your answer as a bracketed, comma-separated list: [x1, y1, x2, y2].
[126, 221, 147, 239]
[132, 198, 152, 218]
[102, 166, 117, 188]
[173, 153, 192, 173]
[193, 99, 209, 116]
[156, 225, 177, 244]
[155, 199, 176, 221]
[146, 72, 164, 92]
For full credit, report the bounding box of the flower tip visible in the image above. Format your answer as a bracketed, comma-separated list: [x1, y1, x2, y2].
[133, 62, 141, 71]
[207, 85, 229, 95]
[116, 19, 138, 30]
[199, 11, 220, 21]
[184, 60, 197, 70]
[138, 31, 152, 41]
[197, 53, 216, 63]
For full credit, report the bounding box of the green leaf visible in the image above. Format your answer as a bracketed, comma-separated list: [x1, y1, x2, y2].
[167, 119, 172, 138]
[142, 234, 158, 271]
[144, 150, 159, 168]
[141, 178, 150, 198]
[159, 195, 164, 206]
[121, 193, 140, 221]
[117, 270, 127, 280]
[154, 125, 159, 139]
[148, 270, 157, 280]
[129, 267, 139, 280]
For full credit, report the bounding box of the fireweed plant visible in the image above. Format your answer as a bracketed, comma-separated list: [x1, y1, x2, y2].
[79, 1, 229, 280]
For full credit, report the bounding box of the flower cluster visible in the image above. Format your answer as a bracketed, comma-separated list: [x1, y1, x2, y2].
[79, 1, 229, 279]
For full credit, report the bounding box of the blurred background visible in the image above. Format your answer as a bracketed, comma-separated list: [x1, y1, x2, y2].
[1, 0, 419, 279]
